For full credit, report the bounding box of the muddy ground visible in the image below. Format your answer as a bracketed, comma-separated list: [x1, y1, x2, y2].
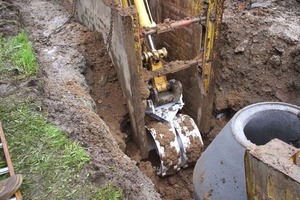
[3, 0, 300, 199]
[209, 0, 300, 141]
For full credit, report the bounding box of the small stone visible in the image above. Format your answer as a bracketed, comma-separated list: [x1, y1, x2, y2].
[269, 55, 281, 66]
[234, 40, 248, 53]
[99, 74, 108, 87]
[280, 34, 299, 45]
[251, 3, 265, 8]
[164, 18, 170, 23]
[168, 177, 177, 185]
[274, 70, 281, 76]
[0, 84, 17, 96]
[292, 79, 300, 90]
[275, 90, 289, 102]
[293, 56, 300, 72]
[27, 79, 38, 87]
[108, 72, 118, 82]
[250, 0, 271, 9]
[275, 46, 285, 54]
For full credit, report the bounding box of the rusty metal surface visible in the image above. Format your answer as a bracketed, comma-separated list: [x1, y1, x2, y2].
[141, 17, 205, 36]
[245, 139, 300, 200]
[114, 9, 149, 158]
[202, 0, 225, 94]
[143, 60, 200, 81]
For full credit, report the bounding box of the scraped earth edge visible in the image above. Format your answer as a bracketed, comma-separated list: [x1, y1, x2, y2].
[14, 0, 161, 199]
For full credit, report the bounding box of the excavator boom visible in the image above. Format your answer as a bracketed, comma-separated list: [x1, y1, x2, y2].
[119, 0, 224, 176]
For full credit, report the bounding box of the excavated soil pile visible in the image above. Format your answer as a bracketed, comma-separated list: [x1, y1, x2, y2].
[216, 0, 300, 111]
[209, 0, 300, 140]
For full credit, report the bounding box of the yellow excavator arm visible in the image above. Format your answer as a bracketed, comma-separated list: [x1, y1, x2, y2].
[119, 0, 224, 176]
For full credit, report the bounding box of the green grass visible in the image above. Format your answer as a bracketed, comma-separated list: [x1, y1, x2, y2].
[0, 30, 123, 199]
[92, 183, 122, 200]
[0, 30, 37, 76]
[0, 100, 123, 199]
[0, 102, 90, 199]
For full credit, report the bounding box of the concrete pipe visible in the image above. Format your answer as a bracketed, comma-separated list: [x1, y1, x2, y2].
[193, 102, 300, 200]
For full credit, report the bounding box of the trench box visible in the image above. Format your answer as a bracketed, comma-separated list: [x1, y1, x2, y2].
[75, 0, 224, 158]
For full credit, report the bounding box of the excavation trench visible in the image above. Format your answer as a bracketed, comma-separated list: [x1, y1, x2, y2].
[81, 28, 196, 200]
[76, 1, 210, 199]
[57, 0, 300, 199]
[7, 0, 300, 199]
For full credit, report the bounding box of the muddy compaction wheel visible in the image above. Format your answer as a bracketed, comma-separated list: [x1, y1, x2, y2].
[173, 114, 204, 166]
[146, 121, 182, 176]
[146, 114, 204, 176]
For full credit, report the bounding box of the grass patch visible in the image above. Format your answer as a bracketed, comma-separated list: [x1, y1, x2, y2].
[0, 30, 124, 199]
[92, 183, 122, 200]
[0, 101, 90, 199]
[0, 30, 37, 76]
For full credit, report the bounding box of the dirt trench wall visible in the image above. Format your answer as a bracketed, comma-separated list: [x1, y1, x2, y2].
[75, 0, 112, 42]
[75, 0, 148, 157]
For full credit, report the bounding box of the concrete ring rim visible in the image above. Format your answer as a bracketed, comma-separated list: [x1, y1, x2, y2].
[230, 102, 300, 149]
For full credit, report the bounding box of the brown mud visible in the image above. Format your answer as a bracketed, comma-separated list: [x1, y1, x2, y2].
[176, 115, 203, 166]
[0, 0, 21, 36]
[185, 136, 203, 166]
[146, 121, 179, 172]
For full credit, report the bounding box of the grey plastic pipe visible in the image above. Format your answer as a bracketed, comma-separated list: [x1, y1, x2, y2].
[193, 102, 300, 200]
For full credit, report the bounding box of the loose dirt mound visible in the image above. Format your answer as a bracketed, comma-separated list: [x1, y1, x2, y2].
[208, 0, 300, 140]
[216, 0, 300, 112]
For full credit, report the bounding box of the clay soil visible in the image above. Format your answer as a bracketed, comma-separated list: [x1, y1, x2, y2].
[2, 0, 300, 199]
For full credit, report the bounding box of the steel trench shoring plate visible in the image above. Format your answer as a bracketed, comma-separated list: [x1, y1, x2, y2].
[173, 114, 204, 167]
[146, 121, 182, 176]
